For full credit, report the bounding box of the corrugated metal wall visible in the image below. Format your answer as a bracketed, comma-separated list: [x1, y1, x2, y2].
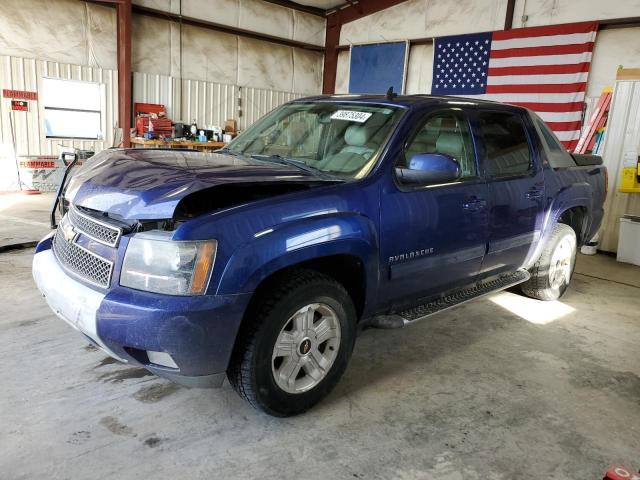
[133, 72, 305, 131]
[598, 78, 640, 252]
[132, 72, 180, 119]
[239, 86, 303, 130]
[0, 55, 118, 155]
[0, 55, 309, 190]
[182, 79, 239, 129]
[0, 55, 118, 190]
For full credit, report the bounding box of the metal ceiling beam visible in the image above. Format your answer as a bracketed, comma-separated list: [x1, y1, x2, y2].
[132, 4, 325, 51]
[329, 0, 409, 24]
[599, 16, 640, 29]
[84, 1, 325, 51]
[322, 0, 411, 94]
[260, 0, 326, 17]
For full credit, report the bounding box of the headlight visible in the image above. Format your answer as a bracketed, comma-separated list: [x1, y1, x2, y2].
[121, 232, 217, 295]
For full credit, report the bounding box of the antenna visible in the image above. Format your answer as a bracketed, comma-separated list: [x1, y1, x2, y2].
[386, 86, 397, 99]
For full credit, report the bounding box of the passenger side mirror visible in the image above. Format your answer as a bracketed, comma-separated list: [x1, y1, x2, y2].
[396, 153, 461, 185]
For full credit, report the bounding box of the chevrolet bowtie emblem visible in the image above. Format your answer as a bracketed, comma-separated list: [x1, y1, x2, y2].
[61, 220, 76, 243]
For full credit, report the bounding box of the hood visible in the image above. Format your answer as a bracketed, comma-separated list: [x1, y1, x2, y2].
[65, 149, 334, 220]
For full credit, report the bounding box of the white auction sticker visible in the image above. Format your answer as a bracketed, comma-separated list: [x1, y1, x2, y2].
[331, 110, 372, 123]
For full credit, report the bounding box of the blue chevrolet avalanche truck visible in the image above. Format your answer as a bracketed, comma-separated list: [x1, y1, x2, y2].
[33, 94, 606, 416]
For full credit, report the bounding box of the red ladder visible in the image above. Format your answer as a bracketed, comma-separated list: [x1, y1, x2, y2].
[574, 88, 612, 154]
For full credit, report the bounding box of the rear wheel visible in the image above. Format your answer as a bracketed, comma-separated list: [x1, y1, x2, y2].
[520, 223, 577, 301]
[228, 270, 356, 416]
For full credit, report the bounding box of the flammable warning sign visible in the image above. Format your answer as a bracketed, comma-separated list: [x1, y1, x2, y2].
[19, 157, 57, 169]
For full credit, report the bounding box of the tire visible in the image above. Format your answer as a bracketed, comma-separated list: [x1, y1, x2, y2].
[520, 223, 577, 301]
[227, 269, 357, 417]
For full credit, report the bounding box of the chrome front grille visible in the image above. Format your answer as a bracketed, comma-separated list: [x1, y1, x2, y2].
[52, 225, 114, 288]
[69, 205, 122, 247]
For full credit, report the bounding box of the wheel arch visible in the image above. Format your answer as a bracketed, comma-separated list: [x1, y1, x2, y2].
[242, 253, 368, 325]
[227, 253, 368, 382]
[556, 205, 588, 244]
[544, 180, 593, 247]
[526, 198, 589, 269]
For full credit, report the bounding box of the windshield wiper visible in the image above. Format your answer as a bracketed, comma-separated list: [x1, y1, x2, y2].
[249, 154, 342, 181]
[216, 148, 239, 156]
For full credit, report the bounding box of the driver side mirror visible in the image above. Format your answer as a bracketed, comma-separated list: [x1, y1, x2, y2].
[396, 153, 461, 185]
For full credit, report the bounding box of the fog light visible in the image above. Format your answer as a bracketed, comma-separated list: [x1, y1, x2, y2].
[147, 351, 178, 369]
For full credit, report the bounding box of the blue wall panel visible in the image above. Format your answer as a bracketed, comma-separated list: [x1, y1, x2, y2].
[348, 42, 407, 94]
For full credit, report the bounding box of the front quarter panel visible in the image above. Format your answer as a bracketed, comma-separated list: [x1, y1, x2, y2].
[216, 213, 379, 296]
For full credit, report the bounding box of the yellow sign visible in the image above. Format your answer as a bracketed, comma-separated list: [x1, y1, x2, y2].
[620, 152, 640, 193]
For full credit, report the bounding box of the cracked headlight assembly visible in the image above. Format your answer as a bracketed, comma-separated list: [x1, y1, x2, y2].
[121, 232, 217, 295]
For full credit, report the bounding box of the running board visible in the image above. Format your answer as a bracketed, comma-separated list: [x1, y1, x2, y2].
[370, 270, 530, 329]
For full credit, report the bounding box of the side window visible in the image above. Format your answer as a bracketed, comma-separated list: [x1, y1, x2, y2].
[478, 111, 532, 177]
[404, 111, 477, 178]
[536, 118, 564, 152]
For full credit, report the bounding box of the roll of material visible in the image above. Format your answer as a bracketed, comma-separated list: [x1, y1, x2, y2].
[580, 232, 600, 255]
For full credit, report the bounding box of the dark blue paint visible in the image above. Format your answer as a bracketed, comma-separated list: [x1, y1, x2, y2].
[97, 287, 252, 376]
[64, 149, 334, 220]
[404, 152, 461, 184]
[38, 94, 606, 384]
[35, 232, 54, 253]
[474, 109, 546, 277]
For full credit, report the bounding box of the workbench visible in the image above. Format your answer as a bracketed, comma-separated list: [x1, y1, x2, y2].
[130, 137, 226, 150]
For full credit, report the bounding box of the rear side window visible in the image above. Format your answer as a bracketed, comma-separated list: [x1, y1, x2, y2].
[479, 112, 532, 177]
[536, 118, 564, 152]
[532, 114, 577, 168]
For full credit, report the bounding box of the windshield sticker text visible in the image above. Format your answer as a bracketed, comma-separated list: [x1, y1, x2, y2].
[331, 110, 373, 123]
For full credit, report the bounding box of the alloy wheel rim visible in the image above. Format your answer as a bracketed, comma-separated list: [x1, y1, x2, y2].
[271, 303, 341, 394]
[549, 236, 574, 289]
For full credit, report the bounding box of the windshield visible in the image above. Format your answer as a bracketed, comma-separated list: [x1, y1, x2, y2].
[227, 102, 404, 179]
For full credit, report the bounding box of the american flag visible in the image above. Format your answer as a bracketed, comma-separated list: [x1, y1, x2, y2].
[432, 22, 598, 151]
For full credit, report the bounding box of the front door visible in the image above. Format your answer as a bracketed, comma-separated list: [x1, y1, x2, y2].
[474, 110, 545, 277]
[379, 109, 489, 309]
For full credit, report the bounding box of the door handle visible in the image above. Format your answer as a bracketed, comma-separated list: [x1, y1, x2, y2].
[462, 198, 487, 211]
[525, 189, 543, 200]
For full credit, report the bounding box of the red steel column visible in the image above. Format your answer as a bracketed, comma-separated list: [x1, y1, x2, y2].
[116, 0, 132, 147]
[504, 0, 516, 29]
[322, 15, 341, 94]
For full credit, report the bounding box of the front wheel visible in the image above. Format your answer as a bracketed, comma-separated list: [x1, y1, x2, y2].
[520, 223, 577, 301]
[227, 270, 356, 416]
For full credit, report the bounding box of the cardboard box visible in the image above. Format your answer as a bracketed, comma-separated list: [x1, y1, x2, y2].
[224, 119, 237, 134]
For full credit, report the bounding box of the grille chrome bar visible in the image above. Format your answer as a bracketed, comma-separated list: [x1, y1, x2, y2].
[52, 226, 114, 288]
[69, 205, 122, 247]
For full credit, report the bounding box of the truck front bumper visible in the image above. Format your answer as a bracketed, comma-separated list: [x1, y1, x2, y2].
[33, 248, 251, 388]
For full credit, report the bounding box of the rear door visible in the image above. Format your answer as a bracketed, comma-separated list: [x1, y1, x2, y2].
[379, 108, 489, 307]
[474, 109, 545, 277]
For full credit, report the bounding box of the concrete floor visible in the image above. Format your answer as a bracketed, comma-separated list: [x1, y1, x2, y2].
[0, 192, 54, 250]
[1, 245, 638, 479]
